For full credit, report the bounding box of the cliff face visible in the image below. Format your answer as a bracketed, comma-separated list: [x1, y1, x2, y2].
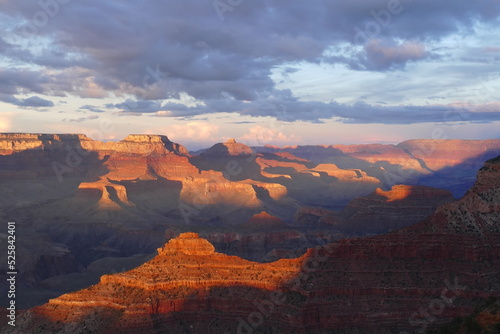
[8, 157, 500, 334]
[407, 155, 500, 235]
[294, 185, 455, 234]
[0, 133, 189, 156]
[338, 185, 455, 234]
[256, 139, 500, 197]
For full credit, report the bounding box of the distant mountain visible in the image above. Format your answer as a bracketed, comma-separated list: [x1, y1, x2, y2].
[254, 139, 500, 197]
[6, 156, 500, 333]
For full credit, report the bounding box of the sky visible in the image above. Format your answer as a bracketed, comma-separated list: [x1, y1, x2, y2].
[0, 0, 500, 150]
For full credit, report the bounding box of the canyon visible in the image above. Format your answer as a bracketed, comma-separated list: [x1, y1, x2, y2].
[4, 154, 499, 333]
[0, 133, 499, 331]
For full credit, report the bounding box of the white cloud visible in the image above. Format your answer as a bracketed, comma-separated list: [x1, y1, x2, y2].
[239, 126, 301, 146]
[166, 121, 219, 141]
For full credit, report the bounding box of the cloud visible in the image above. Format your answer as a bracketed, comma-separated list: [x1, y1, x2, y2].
[0, 0, 499, 125]
[18, 96, 54, 107]
[0, 94, 54, 108]
[107, 99, 163, 114]
[363, 39, 428, 70]
[166, 122, 219, 141]
[239, 126, 301, 146]
[80, 105, 105, 113]
[62, 115, 100, 123]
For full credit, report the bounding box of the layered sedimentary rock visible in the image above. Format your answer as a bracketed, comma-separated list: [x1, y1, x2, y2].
[256, 139, 500, 197]
[337, 185, 455, 234]
[2, 133, 500, 317]
[0, 134, 295, 308]
[0, 133, 189, 156]
[253, 154, 381, 208]
[293, 185, 455, 234]
[8, 156, 500, 333]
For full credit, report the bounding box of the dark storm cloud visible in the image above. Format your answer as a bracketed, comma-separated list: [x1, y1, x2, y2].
[94, 96, 500, 124]
[1, 0, 500, 122]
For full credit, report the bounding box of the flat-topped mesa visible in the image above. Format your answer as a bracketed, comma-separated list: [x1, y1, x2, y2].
[157, 232, 215, 256]
[0, 133, 92, 141]
[116, 134, 190, 156]
[0, 132, 190, 156]
[121, 134, 171, 144]
[0, 133, 92, 153]
[201, 139, 254, 157]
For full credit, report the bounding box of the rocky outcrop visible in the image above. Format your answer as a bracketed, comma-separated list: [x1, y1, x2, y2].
[407, 155, 500, 235]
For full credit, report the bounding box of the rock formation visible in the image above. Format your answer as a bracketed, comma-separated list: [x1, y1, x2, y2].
[337, 184, 455, 234]
[293, 185, 455, 234]
[2, 133, 500, 319]
[6, 156, 500, 333]
[255, 139, 500, 197]
[200, 138, 254, 157]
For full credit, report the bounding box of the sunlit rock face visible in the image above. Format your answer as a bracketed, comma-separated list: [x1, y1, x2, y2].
[255, 139, 500, 197]
[8, 157, 500, 334]
[157, 232, 215, 256]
